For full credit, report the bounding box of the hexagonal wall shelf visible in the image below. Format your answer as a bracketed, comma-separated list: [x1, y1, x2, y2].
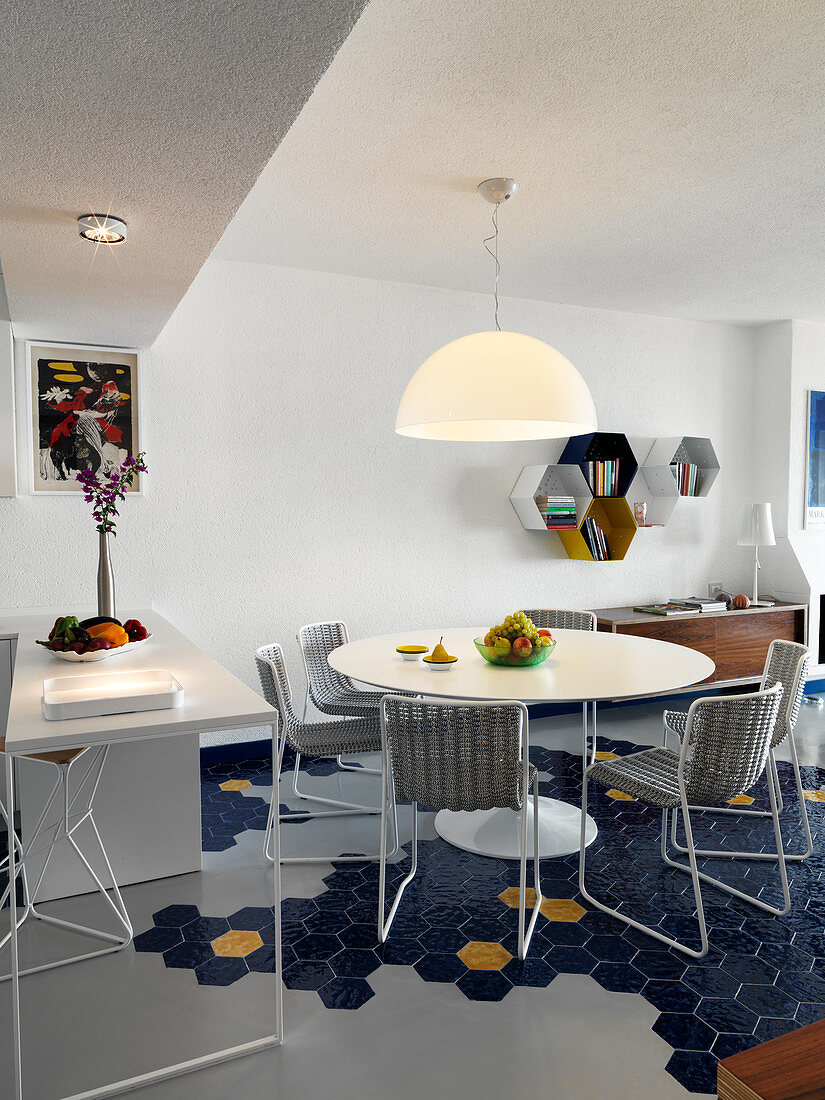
[557, 497, 638, 561]
[645, 436, 720, 497]
[510, 464, 591, 532]
[625, 466, 680, 527]
[559, 432, 638, 498]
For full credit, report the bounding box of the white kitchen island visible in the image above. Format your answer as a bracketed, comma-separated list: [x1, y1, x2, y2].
[0, 608, 282, 1099]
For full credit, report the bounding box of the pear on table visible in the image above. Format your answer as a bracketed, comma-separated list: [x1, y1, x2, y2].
[423, 636, 458, 669]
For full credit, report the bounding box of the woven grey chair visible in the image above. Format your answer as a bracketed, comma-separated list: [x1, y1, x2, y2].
[519, 608, 599, 764]
[378, 695, 541, 960]
[297, 621, 416, 789]
[256, 644, 398, 865]
[666, 640, 811, 863]
[580, 682, 788, 958]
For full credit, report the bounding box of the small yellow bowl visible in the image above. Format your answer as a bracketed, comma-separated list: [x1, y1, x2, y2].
[397, 644, 429, 662]
[422, 654, 458, 671]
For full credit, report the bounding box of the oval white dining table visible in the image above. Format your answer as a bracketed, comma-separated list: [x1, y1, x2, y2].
[329, 627, 715, 859]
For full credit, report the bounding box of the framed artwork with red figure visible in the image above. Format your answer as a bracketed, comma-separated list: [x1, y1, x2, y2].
[26, 341, 141, 494]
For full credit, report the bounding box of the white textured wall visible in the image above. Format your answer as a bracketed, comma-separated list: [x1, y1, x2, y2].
[2, 259, 759, 743]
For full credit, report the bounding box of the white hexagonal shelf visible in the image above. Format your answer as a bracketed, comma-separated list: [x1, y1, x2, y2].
[510, 464, 591, 532]
[644, 436, 720, 497]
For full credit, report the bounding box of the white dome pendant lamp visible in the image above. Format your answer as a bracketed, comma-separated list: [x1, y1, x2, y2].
[395, 178, 598, 441]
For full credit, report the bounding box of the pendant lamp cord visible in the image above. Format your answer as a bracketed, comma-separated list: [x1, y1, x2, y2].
[482, 202, 502, 331]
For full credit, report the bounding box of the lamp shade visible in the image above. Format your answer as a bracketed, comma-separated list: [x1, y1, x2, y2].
[395, 330, 598, 442]
[737, 503, 776, 547]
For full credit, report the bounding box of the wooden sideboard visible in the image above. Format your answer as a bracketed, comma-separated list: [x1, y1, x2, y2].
[592, 602, 807, 689]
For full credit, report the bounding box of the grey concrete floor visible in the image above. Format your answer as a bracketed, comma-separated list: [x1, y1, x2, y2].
[2, 696, 823, 1099]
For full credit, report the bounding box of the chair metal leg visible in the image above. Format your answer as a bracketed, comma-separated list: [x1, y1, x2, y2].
[291, 749, 382, 815]
[379, 801, 418, 943]
[265, 729, 399, 866]
[517, 772, 543, 960]
[582, 702, 598, 768]
[669, 738, 813, 864]
[336, 754, 382, 777]
[579, 761, 710, 957]
[663, 759, 791, 917]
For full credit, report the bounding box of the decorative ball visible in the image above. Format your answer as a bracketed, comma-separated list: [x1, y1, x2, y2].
[715, 591, 733, 608]
[732, 594, 750, 610]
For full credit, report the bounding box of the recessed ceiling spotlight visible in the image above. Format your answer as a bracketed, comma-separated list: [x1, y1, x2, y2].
[77, 213, 127, 244]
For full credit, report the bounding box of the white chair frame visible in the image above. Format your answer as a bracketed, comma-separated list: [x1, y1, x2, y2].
[297, 621, 382, 806]
[256, 645, 399, 866]
[0, 745, 133, 979]
[377, 696, 542, 961]
[580, 684, 790, 958]
[668, 641, 812, 864]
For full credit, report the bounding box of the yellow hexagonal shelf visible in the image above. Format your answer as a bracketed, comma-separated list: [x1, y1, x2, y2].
[539, 898, 586, 922]
[458, 941, 513, 971]
[557, 496, 638, 562]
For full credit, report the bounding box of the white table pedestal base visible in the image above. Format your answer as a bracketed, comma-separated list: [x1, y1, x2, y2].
[434, 796, 598, 859]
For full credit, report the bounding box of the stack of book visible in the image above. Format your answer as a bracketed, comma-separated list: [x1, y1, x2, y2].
[633, 602, 700, 616]
[679, 596, 726, 612]
[671, 462, 700, 496]
[535, 495, 577, 530]
[587, 459, 620, 496]
[582, 517, 609, 560]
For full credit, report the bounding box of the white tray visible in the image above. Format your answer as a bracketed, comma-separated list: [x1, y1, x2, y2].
[42, 669, 184, 721]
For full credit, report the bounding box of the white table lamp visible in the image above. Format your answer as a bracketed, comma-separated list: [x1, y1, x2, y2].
[737, 503, 776, 606]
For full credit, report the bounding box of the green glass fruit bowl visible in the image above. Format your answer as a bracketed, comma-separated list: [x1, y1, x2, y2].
[473, 637, 556, 667]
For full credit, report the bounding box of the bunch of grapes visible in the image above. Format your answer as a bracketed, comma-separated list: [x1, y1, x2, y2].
[487, 612, 540, 645]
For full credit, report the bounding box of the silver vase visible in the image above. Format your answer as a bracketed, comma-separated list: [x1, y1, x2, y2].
[97, 530, 116, 619]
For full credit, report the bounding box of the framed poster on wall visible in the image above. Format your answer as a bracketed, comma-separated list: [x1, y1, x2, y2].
[26, 341, 141, 494]
[806, 389, 825, 529]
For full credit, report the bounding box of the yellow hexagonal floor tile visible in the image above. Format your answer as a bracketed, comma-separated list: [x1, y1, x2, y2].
[497, 886, 538, 909]
[458, 941, 513, 971]
[593, 751, 619, 761]
[804, 789, 825, 803]
[606, 789, 636, 801]
[211, 930, 263, 957]
[539, 898, 586, 923]
[219, 779, 252, 792]
[726, 794, 755, 806]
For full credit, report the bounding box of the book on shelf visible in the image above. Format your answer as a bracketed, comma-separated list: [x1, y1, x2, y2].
[536, 494, 577, 530]
[670, 461, 700, 496]
[586, 459, 620, 496]
[582, 517, 610, 560]
[633, 602, 701, 616]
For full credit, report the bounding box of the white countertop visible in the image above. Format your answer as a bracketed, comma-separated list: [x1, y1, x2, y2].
[329, 627, 716, 704]
[2, 609, 277, 754]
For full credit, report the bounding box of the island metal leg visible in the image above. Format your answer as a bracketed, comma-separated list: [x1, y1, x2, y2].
[5, 721, 283, 1099]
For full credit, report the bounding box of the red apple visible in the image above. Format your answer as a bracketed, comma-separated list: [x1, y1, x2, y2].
[538, 628, 553, 640]
[483, 631, 496, 647]
[513, 637, 532, 653]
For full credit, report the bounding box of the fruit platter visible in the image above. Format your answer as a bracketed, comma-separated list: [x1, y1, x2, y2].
[36, 616, 151, 662]
[475, 612, 556, 667]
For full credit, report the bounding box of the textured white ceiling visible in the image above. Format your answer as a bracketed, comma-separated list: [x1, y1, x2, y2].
[0, 0, 369, 346]
[216, 0, 825, 324]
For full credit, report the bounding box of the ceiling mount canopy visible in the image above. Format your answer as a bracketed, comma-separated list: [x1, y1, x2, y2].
[395, 179, 597, 442]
